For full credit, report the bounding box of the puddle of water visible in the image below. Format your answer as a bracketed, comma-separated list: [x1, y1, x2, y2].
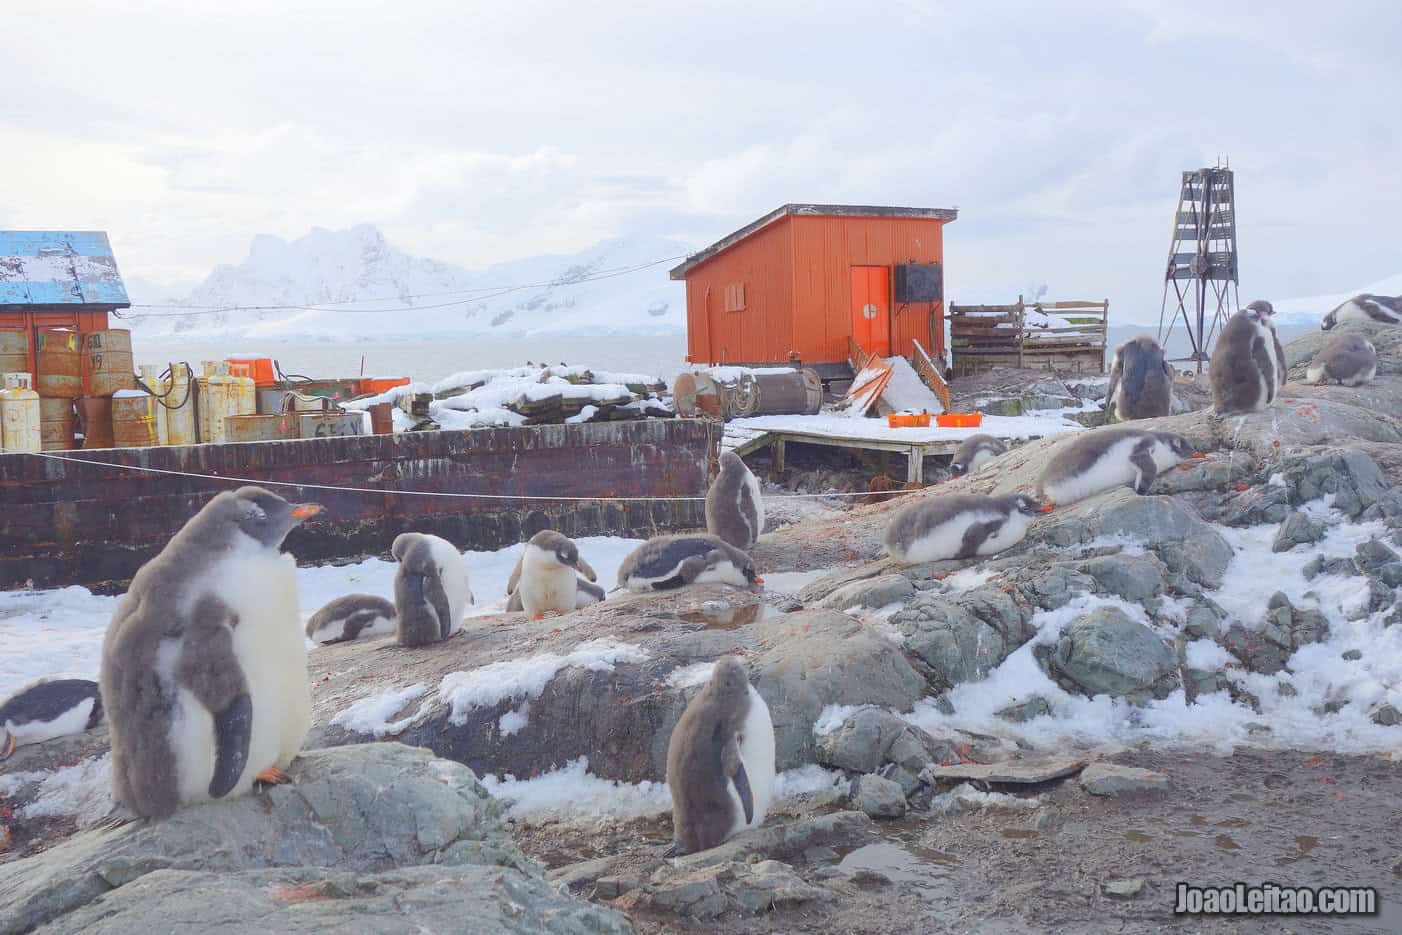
[678, 603, 783, 629]
[1123, 830, 1154, 844]
[836, 841, 958, 896]
[1215, 834, 1241, 851]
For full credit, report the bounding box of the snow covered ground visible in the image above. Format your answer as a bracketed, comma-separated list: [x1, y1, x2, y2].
[729, 411, 1085, 444]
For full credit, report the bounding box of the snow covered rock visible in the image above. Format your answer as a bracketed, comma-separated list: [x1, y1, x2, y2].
[819, 574, 916, 612]
[1046, 607, 1179, 700]
[1219, 593, 1329, 675]
[851, 774, 908, 819]
[996, 696, 1054, 723]
[0, 744, 556, 935]
[814, 708, 961, 775]
[1273, 513, 1327, 552]
[1273, 448, 1391, 518]
[1076, 553, 1166, 603]
[892, 587, 1035, 694]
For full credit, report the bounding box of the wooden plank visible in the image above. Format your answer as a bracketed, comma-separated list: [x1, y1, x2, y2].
[1037, 301, 1109, 310]
[911, 339, 952, 412]
[770, 430, 960, 457]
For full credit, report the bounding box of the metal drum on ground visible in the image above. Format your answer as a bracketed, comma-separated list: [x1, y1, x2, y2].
[77, 397, 114, 449]
[35, 329, 82, 398]
[111, 390, 160, 448]
[39, 396, 75, 451]
[138, 365, 171, 445]
[0, 330, 29, 377]
[162, 364, 197, 446]
[83, 329, 136, 396]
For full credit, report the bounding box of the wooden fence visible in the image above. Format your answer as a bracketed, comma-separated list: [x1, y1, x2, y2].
[948, 297, 1109, 377]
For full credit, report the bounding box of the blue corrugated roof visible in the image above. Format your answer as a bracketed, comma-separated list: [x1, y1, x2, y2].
[0, 231, 130, 307]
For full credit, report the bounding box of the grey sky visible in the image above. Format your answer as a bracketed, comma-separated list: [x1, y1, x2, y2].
[1, 0, 1397, 321]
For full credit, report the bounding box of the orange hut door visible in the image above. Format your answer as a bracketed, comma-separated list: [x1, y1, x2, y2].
[850, 266, 891, 356]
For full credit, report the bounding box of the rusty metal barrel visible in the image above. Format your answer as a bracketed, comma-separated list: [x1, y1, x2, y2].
[35, 329, 83, 398]
[0, 330, 28, 376]
[673, 367, 822, 419]
[77, 396, 114, 449]
[39, 397, 75, 451]
[111, 390, 160, 448]
[83, 329, 136, 396]
[225, 411, 300, 444]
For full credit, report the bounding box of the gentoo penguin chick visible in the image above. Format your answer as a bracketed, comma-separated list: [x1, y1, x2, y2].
[949, 434, 1008, 476]
[99, 486, 322, 819]
[1037, 427, 1203, 507]
[885, 494, 1047, 563]
[1245, 300, 1288, 392]
[392, 532, 472, 647]
[1, 678, 103, 760]
[1210, 305, 1282, 414]
[1105, 336, 1173, 421]
[665, 655, 776, 855]
[506, 575, 605, 612]
[1306, 333, 1377, 386]
[305, 594, 397, 645]
[1322, 294, 1402, 330]
[705, 451, 765, 550]
[616, 535, 760, 592]
[505, 530, 599, 617]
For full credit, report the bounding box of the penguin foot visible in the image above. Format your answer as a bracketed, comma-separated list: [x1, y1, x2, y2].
[530, 611, 561, 621]
[1036, 501, 1056, 513]
[256, 767, 292, 787]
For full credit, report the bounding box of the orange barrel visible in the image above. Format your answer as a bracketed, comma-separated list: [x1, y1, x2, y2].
[39, 397, 76, 451]
[111, 390, 160, 448]
[35, 329, 83, 398]
[368, 402, 393, 434]
[84, 329, 136, 396]
[0, 330, 29, 376]
[77, 396, 114, 449]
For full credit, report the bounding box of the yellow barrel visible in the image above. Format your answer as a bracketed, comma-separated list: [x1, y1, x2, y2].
[111, 389, 160, 448]
[0, 330, 29, 376]
[1, 373, 42, 454]
[83, 329, 136, 396]
[39, 396, 75, 451]
[162, 363, 197, 446]
[35, 329, 83, 398]
[138, 365, 172, 446]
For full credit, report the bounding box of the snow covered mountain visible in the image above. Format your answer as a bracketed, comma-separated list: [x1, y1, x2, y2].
[125, 225, 691, 342]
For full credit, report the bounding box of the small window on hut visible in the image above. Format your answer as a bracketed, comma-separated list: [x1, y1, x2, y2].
[724, 282, 746, 312]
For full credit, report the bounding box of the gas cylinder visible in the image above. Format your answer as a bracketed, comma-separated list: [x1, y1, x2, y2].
[0, 373, 42, 453]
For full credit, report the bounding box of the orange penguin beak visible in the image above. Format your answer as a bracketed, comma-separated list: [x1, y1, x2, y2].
[290, 503, 324, 520]
[1036, 501, 1056, 513]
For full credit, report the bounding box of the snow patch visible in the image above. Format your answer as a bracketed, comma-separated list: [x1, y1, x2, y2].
[439, 639, 647, 724]
[18, 754, 114, 827]
[498, 702, 531, 737]
[331, 683, 428, 737]
[665, 662, 716, 689]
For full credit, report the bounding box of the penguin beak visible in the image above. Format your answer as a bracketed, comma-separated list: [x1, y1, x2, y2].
[1036, 501, 1055, 513]
[0, 731, 15, 761]
[290, 503, 324, 520]
[1190, 452, 1206, 459]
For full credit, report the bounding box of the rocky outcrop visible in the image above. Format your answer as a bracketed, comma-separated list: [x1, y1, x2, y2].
[892, 587, 1035, 693]
[1219, 593, 1329, 675]
[0, 744, 626, 935]
[1045, 607, 1180, 700]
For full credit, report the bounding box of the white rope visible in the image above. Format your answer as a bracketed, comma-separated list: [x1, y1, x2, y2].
[0, 445, 920, 503]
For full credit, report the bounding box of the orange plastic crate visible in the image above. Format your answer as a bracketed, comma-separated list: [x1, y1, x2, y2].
[936, 412, 983, 428]
[886, 411, 932, 428]
[225, 357, 277, 387]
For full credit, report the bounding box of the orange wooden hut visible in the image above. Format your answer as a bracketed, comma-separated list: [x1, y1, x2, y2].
[670, 204, 957, 377]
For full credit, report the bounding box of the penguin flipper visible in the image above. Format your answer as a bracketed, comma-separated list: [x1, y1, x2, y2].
[576, 557, 598, 583]
[722, 735, 755, 824]
[1104, 357, 1122, 416]
[506, 589, 524, 612]
[956, 519, 1004, 559]
[425, 574, 454, 641]
[175, 595, 253, 800]
[506, 553, 524, 597]
[1130, 441, 1159, 495]
[209, 693, 252, 798]
[1249, 335, 1277, 403]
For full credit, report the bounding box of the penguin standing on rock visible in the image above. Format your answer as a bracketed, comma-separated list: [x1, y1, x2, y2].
[949, 434, 1008, 476]
[393, 533, 472, 647]
[1105, 336, 1173, 420]
[1037, 427, 1203, 507]
[504, 530, 602, 617]
[885, 493, 1049, 564]
[665, 655, 775, 856]
[1306, 334, 1377, 386]
[1321, 294, 1402, 330]
[100, 486, 322, 819]
[305, 595, 397, 645]
[1, 678, 104, 760]
[1210, 304, 1283, 414]
[706, 451, 765, 549]
[1247, 300, 1288, 392]
[616, 535, 760, 592]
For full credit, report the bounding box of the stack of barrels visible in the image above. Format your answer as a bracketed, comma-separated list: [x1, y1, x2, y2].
[1, 331, 42, 454]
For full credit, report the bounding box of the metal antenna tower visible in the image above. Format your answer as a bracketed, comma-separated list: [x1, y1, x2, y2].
[1157, 164, 1239, 372]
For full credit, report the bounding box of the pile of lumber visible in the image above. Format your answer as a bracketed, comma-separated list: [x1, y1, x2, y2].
[432, 364, 673, 426]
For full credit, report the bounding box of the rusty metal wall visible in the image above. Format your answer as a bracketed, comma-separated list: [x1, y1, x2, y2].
[0, 418, 714, 592]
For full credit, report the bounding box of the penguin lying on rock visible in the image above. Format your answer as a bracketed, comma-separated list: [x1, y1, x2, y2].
[949, 434, 1008, 476]
[616, 535, 760, 592]
[1307, 334, 1377, 386]
[305, 594, 397, 644]
[1, 678, 104, 760]
[1105, 336, 1173, 421]
[1322, 294, 1402, 330]
[1037, 427, 1203, 507]
[706, 451, 765, 550]
[885, 493, 1049, 564]
[504, 530, 604, 617]
[393, 532, 472, 647]
[100, 486, 321, 819]
[665, 655, 775, 856]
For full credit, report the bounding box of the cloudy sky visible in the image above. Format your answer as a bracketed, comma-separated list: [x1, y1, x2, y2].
[2, 0, 1397, 321]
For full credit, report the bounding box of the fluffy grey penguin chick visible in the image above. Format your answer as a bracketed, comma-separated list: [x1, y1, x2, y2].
[1322, 294, 1402, 330]
[1246, 300, 1288, 391]
[665, 655, 775, 855]
[305, 594, 397, 644]
[705, 451, 765, 549]
[1, 678, 104, 760]
[1105, 336, 1173, 420]
[616, 534, 760, 592]
[885, 493, 1049, 564]
[100, 486, 321, 819]
[1306, 334, 1377, 386]
[949, 434, 1008, 476]
[1037, 427, 1203, 506]
[504, 530, 602, 616]
[1210, 306, 1281, 414]
[393, 532, 472, 647]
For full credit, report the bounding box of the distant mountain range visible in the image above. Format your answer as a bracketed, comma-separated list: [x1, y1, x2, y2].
[125, 225, 691, 341]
